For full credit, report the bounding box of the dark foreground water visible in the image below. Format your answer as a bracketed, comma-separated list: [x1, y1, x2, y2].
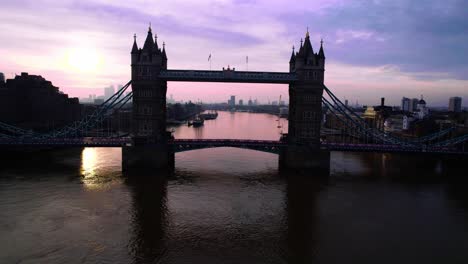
[1, 111, 467, 263]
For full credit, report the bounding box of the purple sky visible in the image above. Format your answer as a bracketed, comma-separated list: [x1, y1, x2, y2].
[1, 0, 467, 106]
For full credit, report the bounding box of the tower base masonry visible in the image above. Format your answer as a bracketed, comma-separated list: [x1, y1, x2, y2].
[122, 146, 174, 171]
[280, 146, 330, 173]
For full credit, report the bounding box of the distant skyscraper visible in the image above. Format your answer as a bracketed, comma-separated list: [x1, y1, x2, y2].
[239, 99, 244, 106]
[401, 97, 411, 112]
[228, 95, 236, 107]
[0, 72, 5, 85]
[104, 85, 115, 100]
[449, 97, 462, 112]
[167, 94, 175, 104]
[248, 98, 253, 106]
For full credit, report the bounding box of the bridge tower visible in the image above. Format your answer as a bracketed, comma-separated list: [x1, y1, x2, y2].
[122, 25, 174, 170]
[280, 30, 330, 171]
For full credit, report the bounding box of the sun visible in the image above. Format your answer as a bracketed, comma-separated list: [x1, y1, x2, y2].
[66, 47, 102, 73]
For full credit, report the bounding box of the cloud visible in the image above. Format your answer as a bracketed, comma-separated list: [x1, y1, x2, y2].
[287, 0, 468, 80]
[0, 0, 467, 105]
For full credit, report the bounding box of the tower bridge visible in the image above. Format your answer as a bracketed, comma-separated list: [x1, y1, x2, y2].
[125, 25, 328, 170]
[1, 25, 467, 171]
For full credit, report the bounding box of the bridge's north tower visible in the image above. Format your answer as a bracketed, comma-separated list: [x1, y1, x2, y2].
[130, 25, 168, 143]
[280, 31, 330, 170]
[123, 26, 173, 169]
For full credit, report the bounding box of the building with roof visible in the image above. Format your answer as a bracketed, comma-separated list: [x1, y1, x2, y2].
[0, 72, 82, 131]
[449, 97, 462, 112]
[416, 95, 429, 119]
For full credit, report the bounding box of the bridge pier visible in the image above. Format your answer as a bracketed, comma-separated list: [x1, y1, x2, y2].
[122, 145, 174, 172]
[280, 146, 330, 173]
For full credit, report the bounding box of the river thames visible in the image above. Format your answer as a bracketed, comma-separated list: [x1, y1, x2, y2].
[1, 111, 467, 263]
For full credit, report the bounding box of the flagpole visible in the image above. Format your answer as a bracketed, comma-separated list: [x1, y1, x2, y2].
[208, 53, 212, 70]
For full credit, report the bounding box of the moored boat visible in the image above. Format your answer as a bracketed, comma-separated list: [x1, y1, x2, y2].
[199, 111, 218, 120]
[192, 118, 204, 127]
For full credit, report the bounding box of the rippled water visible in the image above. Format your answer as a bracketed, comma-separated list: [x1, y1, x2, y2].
[1, 111, 467, 263]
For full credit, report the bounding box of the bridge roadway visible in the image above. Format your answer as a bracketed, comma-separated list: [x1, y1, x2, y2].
[159, 69, 297, 84]
[0, 138, 464, 155]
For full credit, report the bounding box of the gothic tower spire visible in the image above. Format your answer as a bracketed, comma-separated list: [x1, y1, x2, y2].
[131, 34, 138, 53]
[154, 33, 159, 51]
[289, 45, 296, 63]
[318, 39, 325, 58]
[143, 24, 154, 51]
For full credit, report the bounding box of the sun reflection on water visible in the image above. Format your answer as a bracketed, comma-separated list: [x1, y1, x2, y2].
[80, 147, 122, 190]
[81, 147, 98, 178]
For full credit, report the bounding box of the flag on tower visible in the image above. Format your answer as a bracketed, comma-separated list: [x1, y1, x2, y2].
[208, 54, 212, 61]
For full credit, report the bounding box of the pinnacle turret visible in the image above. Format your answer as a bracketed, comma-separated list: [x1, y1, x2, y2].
[162, 42, 167, 60]
[131, 34, 138, 53]
[154, 33, 159, 52]
[289, 46, 296, 63]
[318, 39, 325, 58]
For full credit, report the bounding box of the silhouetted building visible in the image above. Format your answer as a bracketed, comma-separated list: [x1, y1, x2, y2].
[449, 97, 462, 112]
[0, 72, 5, 88]
[228, 95, 235, 107]
[104, 85, 115, 100]
[363, 106, 378, 128]
[401, 97, 411, 112]
[94, 98, 105, 105]
[410, 98, 419, 112]
[0, 72, 82, 131]
[416, 96, 429, 119]
[279, 106, 289, 117]
[384, 114, 413, 132]
[373, 97, 392, 129]
[238, 99, 243, 106]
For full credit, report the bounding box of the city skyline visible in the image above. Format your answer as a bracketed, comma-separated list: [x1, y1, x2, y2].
[1, 0, 468, 106]
[1, 2, 468, 263]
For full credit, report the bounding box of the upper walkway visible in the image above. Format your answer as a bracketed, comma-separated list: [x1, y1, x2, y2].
[159, 69, 297, 84]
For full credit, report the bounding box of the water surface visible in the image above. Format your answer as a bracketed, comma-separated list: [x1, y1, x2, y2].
[1, 111, 467, 263]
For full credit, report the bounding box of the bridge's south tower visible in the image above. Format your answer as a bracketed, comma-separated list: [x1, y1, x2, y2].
[123, 26, 173, 170]
[281, 31, 330, 170]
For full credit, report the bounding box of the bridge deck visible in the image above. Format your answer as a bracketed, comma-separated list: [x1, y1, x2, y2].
[159, 70, 296, 84]
[0, 138, 465, 155]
